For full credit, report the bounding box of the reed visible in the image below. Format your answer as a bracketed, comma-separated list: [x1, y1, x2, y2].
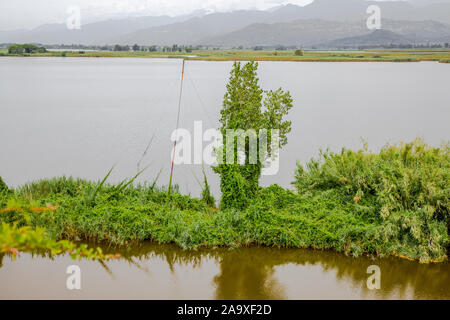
[1, 140, 448, 263]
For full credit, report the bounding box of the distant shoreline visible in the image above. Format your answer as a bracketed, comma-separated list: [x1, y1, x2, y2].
[2, 49, 450, 63]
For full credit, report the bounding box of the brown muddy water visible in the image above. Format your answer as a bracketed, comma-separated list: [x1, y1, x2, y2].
[0, 243, 449, 300]
[0, 58, 449, 300]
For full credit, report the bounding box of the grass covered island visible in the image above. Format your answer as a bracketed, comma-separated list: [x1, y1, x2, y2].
[0, 62, 448, 264]
[1, 139, 448, 264]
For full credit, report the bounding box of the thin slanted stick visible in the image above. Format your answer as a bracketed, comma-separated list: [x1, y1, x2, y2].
[168, 59, 186, 195]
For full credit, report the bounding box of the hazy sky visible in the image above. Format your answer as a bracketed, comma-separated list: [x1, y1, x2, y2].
[0, 0, 405, 31]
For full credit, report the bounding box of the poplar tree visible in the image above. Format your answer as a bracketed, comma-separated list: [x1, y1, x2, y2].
[214, 61, 293, 209]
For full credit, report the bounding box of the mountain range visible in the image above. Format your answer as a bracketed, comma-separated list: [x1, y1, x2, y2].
[1, 0, 450, 48]
[323, 29, 413, 48]
[0, 11, 204, 45]
[201, 19, 450, 47]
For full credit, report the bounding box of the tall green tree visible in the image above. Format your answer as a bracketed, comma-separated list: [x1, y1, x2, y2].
[213, 61, 293, 209]
[0, 176, 8, 194]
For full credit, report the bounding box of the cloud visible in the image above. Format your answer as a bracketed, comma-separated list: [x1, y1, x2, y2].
[0, 0, 401, 31]
[0, 0, 315, 30]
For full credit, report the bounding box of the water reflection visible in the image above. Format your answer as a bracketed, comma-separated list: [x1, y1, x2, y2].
[0, 243, 448, 299]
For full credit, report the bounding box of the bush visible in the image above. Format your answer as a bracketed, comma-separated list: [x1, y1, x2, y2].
[214, 62, 293, 210]
[294, 49, 303, 56]
[293, 139, 449, 262]
[8, 44, 46, 55]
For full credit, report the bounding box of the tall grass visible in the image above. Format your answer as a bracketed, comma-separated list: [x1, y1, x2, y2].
[1, 139, 448, 262]
[293, 139, 449, 262]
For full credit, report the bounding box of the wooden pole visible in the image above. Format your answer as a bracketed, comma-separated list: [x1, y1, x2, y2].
[168, 59, 185, 195]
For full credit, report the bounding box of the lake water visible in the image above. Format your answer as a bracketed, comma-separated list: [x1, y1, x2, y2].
[0, 57, 449, 299]
[1, 243, 449, 300]
[1, 57, 449, 197]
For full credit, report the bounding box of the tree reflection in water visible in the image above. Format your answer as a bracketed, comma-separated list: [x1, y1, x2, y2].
[95, 242, 450, 300]
[1, 243, 449, 299]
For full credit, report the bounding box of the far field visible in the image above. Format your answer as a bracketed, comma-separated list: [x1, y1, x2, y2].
[1, 48, 450, 63]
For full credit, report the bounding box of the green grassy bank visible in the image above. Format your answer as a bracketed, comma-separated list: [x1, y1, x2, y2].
[1, 139, 448, 263]
[2, 48, 450, 62]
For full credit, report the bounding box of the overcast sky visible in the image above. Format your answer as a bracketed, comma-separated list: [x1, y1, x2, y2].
[0, 0, 406, 31]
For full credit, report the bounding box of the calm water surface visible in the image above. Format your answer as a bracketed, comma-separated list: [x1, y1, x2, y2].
[0, 57, 449, 299]
[1, 57, 449, 196]
[0, 243, 449, 300]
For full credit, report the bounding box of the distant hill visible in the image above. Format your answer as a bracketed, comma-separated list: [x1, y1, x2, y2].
[258, 0, 450, 24]
[109, 10, 272, 46]
[323, 29, 412, 48]
[304, 0, 450, 24]
[0, 13, 201, 45]
[109, 0, 450, 46]
[2, 0, 450, 46]
[200, 19, 450, 47]
[200, 19, 367, 47]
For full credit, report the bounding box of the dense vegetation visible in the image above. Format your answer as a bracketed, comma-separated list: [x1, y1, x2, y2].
[0, 62, 448, 263]
[214, 61, 292, 210]
[8, 44, 46, 55]
[293, 140, 449, 263]
[0, 140, 448, 263]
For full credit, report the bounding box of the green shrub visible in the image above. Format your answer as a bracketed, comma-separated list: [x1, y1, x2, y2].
[255, 184, 296, 209]
[214, 61, 293, 210]
[293, 139, 449, 262]
[8, 44, 46, 54]
[0, 222, 119, 260]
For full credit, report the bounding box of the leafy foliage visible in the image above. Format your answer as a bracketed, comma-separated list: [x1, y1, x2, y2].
[8, 44, 46, 55]
[0, 223, 120, 261]
[293, 139, 449, 262]
[214, 61, 293, 209]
